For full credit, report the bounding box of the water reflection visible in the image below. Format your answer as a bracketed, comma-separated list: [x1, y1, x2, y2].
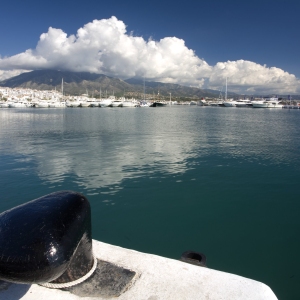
[0, 107, 299, 192]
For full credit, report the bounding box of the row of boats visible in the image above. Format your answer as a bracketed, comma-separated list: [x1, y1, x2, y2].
[66, 97, 142, 108]
[0, 96, 151, 108]
[1, 96, 299, 109]
[0, 100, 65, 108]
[200, 98, 298, 108]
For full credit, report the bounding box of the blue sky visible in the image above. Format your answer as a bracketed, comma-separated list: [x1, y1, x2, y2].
[0, 0, 299, 94]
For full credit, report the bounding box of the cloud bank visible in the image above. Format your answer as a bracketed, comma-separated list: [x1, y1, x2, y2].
[0, 16, 299, 94]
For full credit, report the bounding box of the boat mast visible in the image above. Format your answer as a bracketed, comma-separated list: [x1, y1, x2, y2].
[61, 78, 64, 99]
[143, 77, 145, 101]
[225, 77, 227, 101]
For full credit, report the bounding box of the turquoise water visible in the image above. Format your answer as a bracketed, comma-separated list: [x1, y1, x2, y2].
[0, 106, 300, 299]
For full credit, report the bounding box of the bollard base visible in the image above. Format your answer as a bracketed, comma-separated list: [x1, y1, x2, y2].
[62, 259, 137, 298]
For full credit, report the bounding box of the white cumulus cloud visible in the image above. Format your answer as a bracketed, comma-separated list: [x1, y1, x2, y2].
[0, 16, 299, 94]
[209, 60, 300, 94]
[0, 69, 31, 81]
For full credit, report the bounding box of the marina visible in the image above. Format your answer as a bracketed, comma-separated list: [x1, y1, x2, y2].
[1, 97, 300, 110]
[1, 97, 300, 109]
[1, 87, 300, 109]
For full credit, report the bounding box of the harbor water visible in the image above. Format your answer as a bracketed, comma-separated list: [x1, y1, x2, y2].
[0, 106, 299, 299]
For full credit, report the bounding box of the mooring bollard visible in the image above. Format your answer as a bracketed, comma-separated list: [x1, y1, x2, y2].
[0, 191, 94, 285]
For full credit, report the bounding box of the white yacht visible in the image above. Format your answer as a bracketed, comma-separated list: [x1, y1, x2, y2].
[79, 101, 91, 108]
[48, 101, 56, 108]
[122, 99, 136, 107]
[0, 102, 9, 108]
[223, 100, 237, 107]
[49, 101, 66, 108]
[66, 100, 81, 107]
[111, 97, 124, 107]
[35, 101, 49, 108]
[9, 101, 29, 108]
[268, 100, 283, 108]
[198, 99, 208, 106]
[92, 100, 101, 107]
[252, 98, 283, 108]
[235, 99, 252, 107]
[99, 96, 115, 107]
[210, 100, 223, 106]
[140, 101, 150, 107]
[87, 99, 100, 107]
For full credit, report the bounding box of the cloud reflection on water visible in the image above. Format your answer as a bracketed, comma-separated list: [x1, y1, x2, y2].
[0, 108, 299, 193]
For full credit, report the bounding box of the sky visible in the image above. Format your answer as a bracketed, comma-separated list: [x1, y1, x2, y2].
[0, 0, 299, 95]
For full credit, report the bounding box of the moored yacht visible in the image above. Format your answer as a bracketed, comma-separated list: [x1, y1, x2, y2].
[140, 101, 150, 107]
[48, 102, 56, 108]
[79, 101, 91, 108]
[252, 98, 283, 108]
[99, 96, 115, 107]
[9, 101, 30, 108]
[0, 102, 9, 108]
[209, 100, 223, 106]
[111, 97, 124, 107]
[150, 101, 168, 107]
[35, 101, 49, 108]
[66, 100, 81, 107]
[87, 99, 100, 107]
[122, 98, 137, 107]
[235, 99, 252, 107]
[198, 99, 208, 106]
[223, 100, 237, 107]
[49, 101, 66, 108]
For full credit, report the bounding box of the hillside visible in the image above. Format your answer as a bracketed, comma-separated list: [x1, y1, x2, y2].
[0, 70, 230, 99]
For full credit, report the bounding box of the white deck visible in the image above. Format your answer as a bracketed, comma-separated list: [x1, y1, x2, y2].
[1, 240, 278, 300]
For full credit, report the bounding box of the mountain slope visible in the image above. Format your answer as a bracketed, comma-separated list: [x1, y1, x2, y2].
[0, 70, 228, 98]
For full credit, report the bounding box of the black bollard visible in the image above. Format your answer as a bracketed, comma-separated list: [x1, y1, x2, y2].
[0, 191, 94, 284]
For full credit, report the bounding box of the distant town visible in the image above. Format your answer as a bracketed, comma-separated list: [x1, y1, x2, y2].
[0, 87, 299, 109]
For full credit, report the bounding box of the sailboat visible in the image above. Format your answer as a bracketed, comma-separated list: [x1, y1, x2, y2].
[139, 77, 150, 107]
[222, 77, 237, 107]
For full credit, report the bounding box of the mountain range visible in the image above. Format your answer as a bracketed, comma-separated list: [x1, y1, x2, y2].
[0, 70, 230, 99]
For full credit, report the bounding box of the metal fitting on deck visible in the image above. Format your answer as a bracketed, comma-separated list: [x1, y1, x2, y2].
[180, 251, 207, 267]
